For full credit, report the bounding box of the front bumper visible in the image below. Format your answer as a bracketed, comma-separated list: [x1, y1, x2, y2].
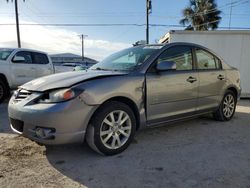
[8, 92, 98, 145]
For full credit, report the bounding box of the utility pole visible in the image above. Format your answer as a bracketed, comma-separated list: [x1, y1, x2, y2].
[229, 0, 233, 29]
[15, 0, 21, 48]
[79, 34, 88, 66]
[146, 0, 152, 44]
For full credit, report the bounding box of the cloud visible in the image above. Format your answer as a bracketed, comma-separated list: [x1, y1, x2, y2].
[0, 18, 131, 60]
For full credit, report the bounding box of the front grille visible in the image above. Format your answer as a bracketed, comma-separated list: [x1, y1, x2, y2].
[10, 118, 24, 133]
[14, 89, 32, 102]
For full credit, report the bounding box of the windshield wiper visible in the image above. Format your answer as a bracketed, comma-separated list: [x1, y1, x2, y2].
[92, 67, 120, 71]
[93, 67, 111, 71]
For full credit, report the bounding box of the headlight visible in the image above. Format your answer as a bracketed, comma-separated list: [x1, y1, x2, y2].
[39, 88, 78, 103]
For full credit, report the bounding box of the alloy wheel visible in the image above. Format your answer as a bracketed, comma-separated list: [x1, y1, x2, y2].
[223, 94, 235, 118]
[100, 110, 132, 150]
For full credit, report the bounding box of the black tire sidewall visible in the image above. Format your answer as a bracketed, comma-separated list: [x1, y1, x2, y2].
[91, 101, 136, 155]
[0, 79, 7, 103]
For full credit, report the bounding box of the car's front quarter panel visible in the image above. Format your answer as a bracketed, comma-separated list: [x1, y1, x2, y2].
[75, 74, 147, 128]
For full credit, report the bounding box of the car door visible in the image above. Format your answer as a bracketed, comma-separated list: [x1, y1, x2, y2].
[31, 52, 54, 78]
[146, 45, 199, 124]
[11, 51, 37, 87]
[195, 48, 226, 110]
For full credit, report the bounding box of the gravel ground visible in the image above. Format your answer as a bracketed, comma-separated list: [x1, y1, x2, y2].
[0, 100, 250, 188]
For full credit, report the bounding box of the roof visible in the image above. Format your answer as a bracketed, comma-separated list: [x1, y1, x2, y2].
[0, 47, 49, 54]
[50, 53, 81, 58]
[0, 48, 15, 51]
[168, 30, 250, 35]
[159, 30, 250, 44]
[50, 53, 97, 63]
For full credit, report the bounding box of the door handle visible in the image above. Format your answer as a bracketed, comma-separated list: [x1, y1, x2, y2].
[186, 76, 197, 83]
[217, 74, 225, 80]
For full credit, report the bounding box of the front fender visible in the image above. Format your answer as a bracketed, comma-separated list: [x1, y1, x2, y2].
[75, 74, 147, 129]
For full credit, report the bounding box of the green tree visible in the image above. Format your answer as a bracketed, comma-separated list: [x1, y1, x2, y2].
[180, 0, 222, 30]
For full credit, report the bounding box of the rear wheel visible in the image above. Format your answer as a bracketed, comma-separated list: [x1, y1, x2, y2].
[0, 79, 8, 103]
[86, 101, 136, 155]
[213, 90, 237, 121]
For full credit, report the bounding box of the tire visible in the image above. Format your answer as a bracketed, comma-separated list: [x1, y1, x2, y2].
[86, 101, 136, 155]
[213, 90, 237, 121]
[0, 79, 8, 103]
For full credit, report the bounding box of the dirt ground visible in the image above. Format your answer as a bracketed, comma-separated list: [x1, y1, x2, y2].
[0, 100, 250, 188]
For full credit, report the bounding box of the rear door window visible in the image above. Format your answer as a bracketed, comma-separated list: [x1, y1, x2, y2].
[195, 49, 217, 70]
[214, 56, 222, 69]
[32, 52, 49, 64]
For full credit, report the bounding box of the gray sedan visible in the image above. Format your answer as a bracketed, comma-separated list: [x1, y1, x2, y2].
[8, 43, 241, 155]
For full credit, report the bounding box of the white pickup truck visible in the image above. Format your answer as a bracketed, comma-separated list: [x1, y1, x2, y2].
[0, 48, 55, 102]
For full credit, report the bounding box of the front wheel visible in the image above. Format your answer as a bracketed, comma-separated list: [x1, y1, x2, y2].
[0, 79, 8, 103]
[213, 90, 237, 121]
[86, 101, 136, 155]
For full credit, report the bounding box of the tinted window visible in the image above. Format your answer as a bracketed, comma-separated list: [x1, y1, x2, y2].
[196, 49, 217, 70]
[91, 46, 160, 71]
[157, 46, 193, 71]
[214, 56, 222, 69]
[32, 53, 49, 64]
[12, 51, 32, 64]
[0, 49, 14, 60]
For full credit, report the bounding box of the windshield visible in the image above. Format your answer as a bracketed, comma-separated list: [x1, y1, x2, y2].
[91, 46, 162, 71]
[0, 49, 14, 61]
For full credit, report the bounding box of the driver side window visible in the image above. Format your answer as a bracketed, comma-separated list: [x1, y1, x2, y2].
[157, 46, 193, 71]
[12, 51, 32, 64]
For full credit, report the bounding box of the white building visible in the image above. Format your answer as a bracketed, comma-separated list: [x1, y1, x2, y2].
[50, 53, 97, 66]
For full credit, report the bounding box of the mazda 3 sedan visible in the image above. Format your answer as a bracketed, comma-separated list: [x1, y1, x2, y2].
[8, 43, 241, 155]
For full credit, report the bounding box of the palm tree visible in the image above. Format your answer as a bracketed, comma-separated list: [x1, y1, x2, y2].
[180, 0, 222, 30]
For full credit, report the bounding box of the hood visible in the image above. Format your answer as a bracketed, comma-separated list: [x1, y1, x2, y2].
[21, 70, 127, 92]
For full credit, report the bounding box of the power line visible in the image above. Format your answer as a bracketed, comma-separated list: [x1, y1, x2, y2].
[1, 0, 249, 20]
[0, 23, 249, 30]
[18, 1, 75, 47]
[186, 0, 250, 18]
[0, 23, 148, 26]
[179, 0, 250, 29]
[110, 16, 145, 42]
[1, 0, 249, 33]
[8, 11, 146, 16]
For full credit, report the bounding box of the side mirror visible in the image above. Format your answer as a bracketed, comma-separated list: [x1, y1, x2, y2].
[12, 56, 26, 63]
[156, 61, 176, 71]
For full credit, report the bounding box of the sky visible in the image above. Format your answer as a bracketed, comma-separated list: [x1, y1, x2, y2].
[0, 0, 249, 60]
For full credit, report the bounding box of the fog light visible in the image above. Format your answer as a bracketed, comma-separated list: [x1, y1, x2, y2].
[35, 127, 55, 139]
